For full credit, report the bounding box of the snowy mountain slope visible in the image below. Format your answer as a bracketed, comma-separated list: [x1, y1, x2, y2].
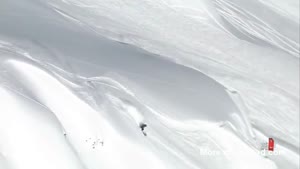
[43, 0, 299, 149]
[0, 0, 299, 169]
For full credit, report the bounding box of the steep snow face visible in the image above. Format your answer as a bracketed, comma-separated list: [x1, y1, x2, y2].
[42, 0, 299, 148]
[0, 0, 299, 169]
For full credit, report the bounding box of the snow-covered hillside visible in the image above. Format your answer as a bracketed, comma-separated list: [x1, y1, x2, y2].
[0, 0, 299, 169]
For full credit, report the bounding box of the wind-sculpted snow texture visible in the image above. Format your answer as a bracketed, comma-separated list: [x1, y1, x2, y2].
[0, 0, 299, 169]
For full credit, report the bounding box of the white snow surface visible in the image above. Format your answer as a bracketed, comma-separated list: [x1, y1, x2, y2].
[0, 0, 299, 169]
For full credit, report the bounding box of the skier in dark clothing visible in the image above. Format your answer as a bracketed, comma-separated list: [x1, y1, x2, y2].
[139, 123, 147, 136]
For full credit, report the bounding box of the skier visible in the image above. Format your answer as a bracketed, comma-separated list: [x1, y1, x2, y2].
[139, 123, 147, 136]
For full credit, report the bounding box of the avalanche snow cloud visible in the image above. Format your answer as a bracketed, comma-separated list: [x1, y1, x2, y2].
[0, 0, 299, 169]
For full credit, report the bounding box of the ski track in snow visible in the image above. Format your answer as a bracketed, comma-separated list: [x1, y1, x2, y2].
[0, 0, 299, 169]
